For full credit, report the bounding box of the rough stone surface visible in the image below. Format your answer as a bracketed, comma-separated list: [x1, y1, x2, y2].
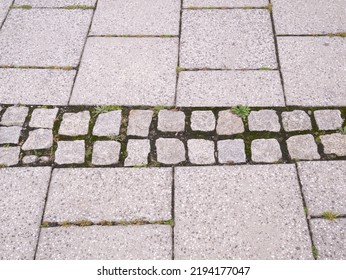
[174, 165, 312, 259]
[321, 134, 346, 156]
[0, 0, 12, 26]
[92, 141, 120, 166]
[158, 110, 185, 132]
[251, 139, 282, 163]
[36, 225, 172, 260]
[124, 139, 150, 167]
[0, 126, 22, 144]
[22, 155, 38, 165]
[15, 0, 96, 7]
[282, 110, 312, 132]
[188, 139, 215, 165]
[29, 108, 59, 129]
[0, 167, 51, 259]
[70, 38, 178, 106]
[44, 168, 172, 222]
[156, 138, 185, 164]
[249, 110, 280, 132]
[180, 9, 276, 69]
[184, 0, 268, 7]
[177, 70, 285, 106]
[287, 135, 320, 160]
[0, 9, 92, 67]
[278, 37, 346, 106]
[0, 147, 20, 166]
[59, 111, 90, 136]
[127, 110, 153, 137]
[314, 110, 344, 131]
[310, 219, 346, 260]
[298, 161, 346, 216]
[216, 110, 244, 135]
[93, 110, 122, 137]
[0, 106, 28, 126]
[54, 141, 85, 165]
[22, 129, 53, 150]
[217, 139, 246, 164]
[90, 0, 180, 35]
[191, 111, 215, 132]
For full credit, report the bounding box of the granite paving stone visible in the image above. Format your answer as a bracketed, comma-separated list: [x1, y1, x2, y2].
[59, 111, 90, 136]
[0, 147, 20, 166]
[248, 110, 280, 132]
[314, 110, 344, 131]
[0, 0, 12, 26]
[310, 219, 346, 260]
[251, 139, 282, 163]
[282, 110, 312, 132]
[287, 135, 320, 160]
[54, 140, 85, 165]
[127, 110, 153, 137]
[156, 138, 186, 164]
[297, 161, 346, 216]
[183, 0, 268, 7]
[36, 225, 172, 260]
[15, 0, 97, 7]
[158, 110, 185, 132]
[22, 155, 38, 165]
[29, 108, 59, 129]
[0, 167, 51, 259]
[191, 111, 215, 132]
[90, 0, 180, 36]
[0, 126, 22, 144]
[188, 139, 215, 165]
[217, 139, 246, 164]
[216, 110, 244, 135]
[321, 134, 346, 157]
[44, 168, 172, 222]
[22, 129, 53, 151]
[124, 139, 150, 167]
[93, 110, 122, 137]
[70, 38, 178, 106]
[0, 9, 92, 67]
[177, 71, 285, 107]
[278, 37, 346, 106]
[0, 106, 28, 126]
[174, 165, 312, 259]
[92, 141, 120, 166]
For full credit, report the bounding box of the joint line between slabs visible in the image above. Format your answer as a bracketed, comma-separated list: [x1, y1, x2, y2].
[174, 0, 184, 107]
[171, 167, 175, 260]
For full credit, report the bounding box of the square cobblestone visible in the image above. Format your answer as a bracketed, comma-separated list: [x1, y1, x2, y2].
[216, 110, 244, 135]
[248, 110, 280, 132]
[54, 140, 85, 165]
[15, 0, 96, 7]
[217, 139, 246, 164]
[287, 134, 320, 160]
[0, 126, 22, 144]
[124, 139, 150, 167]
[188, 139, 215, 165]
[183, 0, 268, 7]
[22, 155, 38, 165]
[191, 111, 215, 132]
[314, 110, 344, 131]
[127, 110, 153, 137]
[251, 139, 282, 163]
[320, 134, 346, 157]
[93, 110, 122, 137]
[59, 111, 90, 136]
[158, 110, 185, 132]
[22, 129, 53, 151]
[29, 108, 59, 129]
[282, 110, 312, 132]
[156, 138, 185, 165]
[0, 106, 28, 126]
[0, 147, 20, 166]
[92, 141, 120, 166]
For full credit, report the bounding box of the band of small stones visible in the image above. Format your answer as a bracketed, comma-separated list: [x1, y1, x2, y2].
[0, 105, 345, 167]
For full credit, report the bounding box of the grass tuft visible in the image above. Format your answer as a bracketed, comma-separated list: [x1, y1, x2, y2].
[322, 211, 338, 221]
[231, 105, 251, 120]
[312, 246, 318, 259]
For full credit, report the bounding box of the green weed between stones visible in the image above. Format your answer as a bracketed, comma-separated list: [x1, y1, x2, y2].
[11, 5, 32, 9]
[176, 66, 186, 73]
[338, 126, 346, 135]
[322, 211, 338, 221]
[93, 105, 122, 116]
[259, 67, 272, 70]
[327, 32, 346, 38]
[231, 105, 251, 120]
[312, 246, 318, 259]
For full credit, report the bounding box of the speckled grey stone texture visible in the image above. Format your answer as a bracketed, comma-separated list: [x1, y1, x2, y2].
[278, 37, 346, 106]
[29, 108, 58, 129]
[15, 0, 96, 7]
[297, 161, 346, 216]
[251, 139, 282, 163]
[180, 9, 276, 69]
[93, 110, 122, 137]
[0, 167, 51, 259]
[124, 139, 150, 167]
[0, 0, 12, 26]
[127, 110, 153, 137]
[70, 38, 178, 106]
[174, 165, 312, 259]
[282, 110, 312, 132]
[156, 138, 185, 164]
[0, 147, 20, 166]
[36, 225, 172, 260]
[191, 111, 215, 132]
[90, 0, 180, 35]
[0, 126, 22, 144]
[314, 110, 344, 131]
[0, 106, 28, 126]
[22, 155, 38, 165]
[22, 129, 53, 150]
[248, 110, 280, 132]
[54, 141, 85, 165]
[92, 141, 120, 166]
[0, 9, 92, 67]
[321, 134, 346, 157]
[44, 168, 172, 222]
[217, 139, 246, 164]
[310, 219, 346, 260]
[287, 135, 320, 160]
[158, 110, 185, 132]
[59, 111, 90, 136]
[184, 0, 268, 7]
[216, 110, 244, 135]
[177, 70, 284, 106]
[188, 139, 215, 165]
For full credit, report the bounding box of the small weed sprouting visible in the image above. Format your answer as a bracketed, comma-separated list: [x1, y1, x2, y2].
[231, 105, 251, 120]
[322, 211, 338, 221]
[338, 126, 346, 135]
[41, 221, 50, 228]
[2, 144, 10, 148]
[63, 5, 94, 10]
[11, 5, 32, 9]
[160, 220, 175, 226]
[312, 246, 318, 259]
[153, 105, 167, 116]
[93, 105, 122, 116]
[266, 3, 273, 12]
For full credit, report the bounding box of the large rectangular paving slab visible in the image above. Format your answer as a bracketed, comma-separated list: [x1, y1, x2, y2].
[0, 9, 92, 67]
[180, 10, 276, 69]
[15, 0, 97, 7]
[0, 0, 12, 26]
[44, 168, 172, 222]
[183, 0, 268, 7]
[0, 69, 75, 105]
[174, 165, 312, 259]
[310, 219, 346, 260]
[297, 161, 346, 216]
[273, 0, 346, 35]
[177, 71, 285, 106]
[90, 0, 180, 36]
[278, 37, 346, 106]
[71, 38, 178, 106]
[36, 225, 172, 260]
[0, 167, 51, 260]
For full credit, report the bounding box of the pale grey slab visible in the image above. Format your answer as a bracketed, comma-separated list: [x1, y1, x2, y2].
[22, 129, 53, 150]
[191, 111, 215, 132]
[286, 134, 320, 160]
[54, 140, 85, 165]
[36, 225, 172, 260]
[0, 0, 12, 27]
[174, 165, 312, 259]
[59, 111, 90, 136]
[217, 139, 246, 164]
[248, 110, 280, 132]
[70, 38, 178, 106]
[314, 110, 344, 131]
[0, 147, 20, 166]
[0, 126, 22, 144]
[0, 106, 28, 126]
[0, 167, 51, 259]
[124, 139, 150, 167]
[278, 37, 346, 106]
[321, 134, 346, 157]
[44, 168, 172, 222]
[216, 110, 244, 135]
[127, 110, 153, 137]
[29, 108, 59, 129]
[187, 139, 215, 165]
[180, 10, 276, 69]
[92, 141, 120, 165]
[93, 110, 122, 137]
[15, 0, 96, 7]
[0, 69, 75, 105]
[158, 110, 185, 132]
[183, 0, 268, 7]
[282, 110, 312, 132]
[177, 71, 284, 106]
[156, 138, 186, 164]
[251, 139, 282, 163]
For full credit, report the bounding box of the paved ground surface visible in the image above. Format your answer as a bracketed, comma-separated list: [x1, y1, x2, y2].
[0, 0, 345, 260]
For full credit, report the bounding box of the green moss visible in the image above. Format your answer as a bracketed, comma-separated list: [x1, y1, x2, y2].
[266, 3, 273, 12]
[231, 105, 251, 120]
[338, 126, 346, 135]
[76, 220, 93, 226]
[11, 5, 32, 9]
[327, 32, 346, 38]
[63, 5, 94, 9]
[322, 211, 338, 221]
[259, 67, 272, 70]
[312, 246, 318, 259]
[176, 66, 186, 73]
[41, 221, 50, 228]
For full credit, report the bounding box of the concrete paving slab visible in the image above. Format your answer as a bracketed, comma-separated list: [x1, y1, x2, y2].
[70, 38, 178, 106]
[0, 0, 12, 27]
[15, 0, 97, 7]
[0, 167, 51, 259]
[180, 10, 276, 69]
[278, 37, 346, 106]
[0, 9, 92, 67]
[174, 165, 312, 259]
[177, 70, 284, 106]
[298, 161, 346, 216]
[36, 225, 172, 260]
[184, 0, 268, 7]
[44, 168, 172, 222]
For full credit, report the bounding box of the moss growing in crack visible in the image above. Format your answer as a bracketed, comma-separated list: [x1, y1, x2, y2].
[153, 105, 168, 116]
[132, 164, 148, 168]
[322, 211, 338, 221]
[327, 32, 346, 38]
[338, 126, 346, 135]
[312, 246, 318, 259]
[63, 5, 94, 9]
[259, 67, 272, 70]
[41, 221, 50, 228]
[160, 35, 176, 38]
[99, 220, 113, 226]
[11, 5, 32, 9]
[266, 3, 273, 12]
[158, 219, 174, 226]
[304, 207, 308, 215]
[60, 221, 71, 227]
[76, 220, 93, 226]
[2, 144, 10, 148]
[231, 105, 251, 120]
[176, 66, 186, 73]
[0, 164, 8, 168]
[94, 105, 122, 117]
